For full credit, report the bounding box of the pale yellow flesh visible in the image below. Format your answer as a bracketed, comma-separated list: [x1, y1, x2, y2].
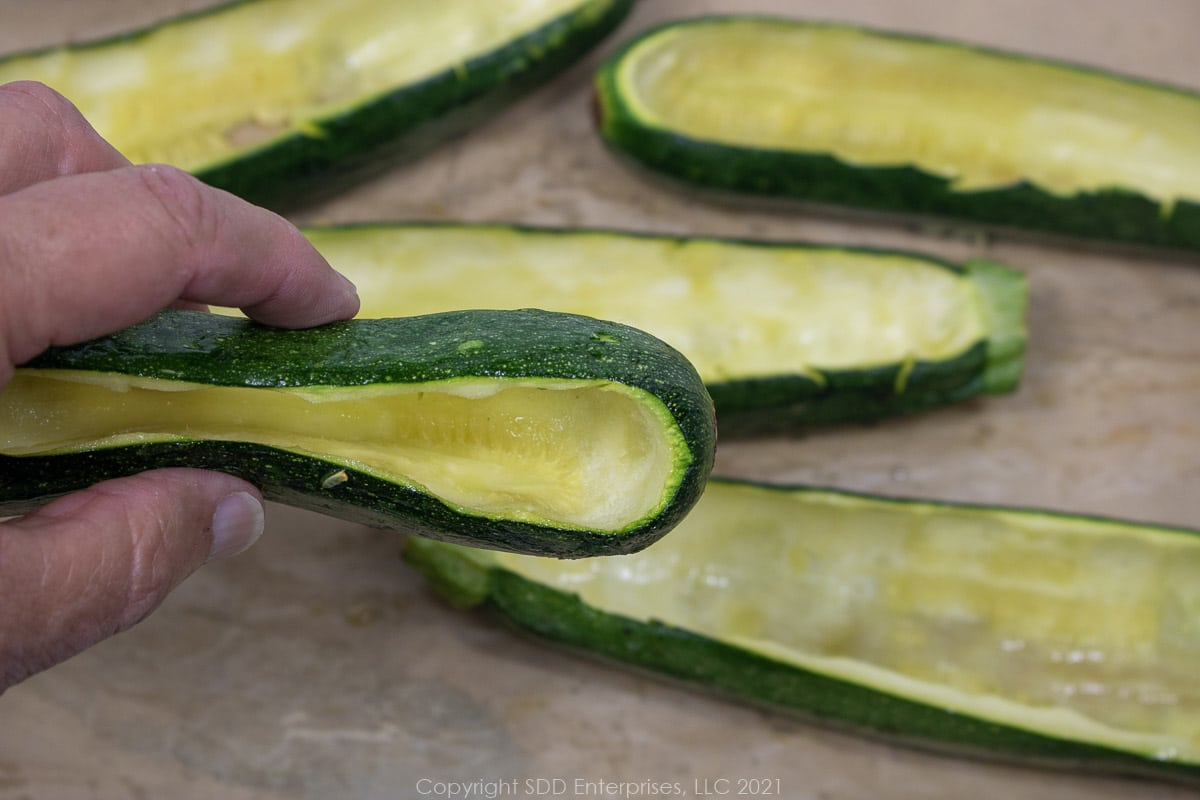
[618, 21, 1200, 207]
[299, 227, 987, 384]
[490, 483, 1200, 761]
[0, 371, 679, 531]
[0, 0, 586, 169]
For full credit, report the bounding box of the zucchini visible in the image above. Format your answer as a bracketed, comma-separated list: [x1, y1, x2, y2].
[298, 223, 1026, 435]
[594, 17, 1200, 252]
[0, 0, 632, 206]
[405, 479, 1200, 784]
[0, 309, 715, 558]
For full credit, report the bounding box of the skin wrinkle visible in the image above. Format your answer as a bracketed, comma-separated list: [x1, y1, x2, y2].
[65, 477, 203, 634]
[0, 181, 112, 373]
[0, 516, 82, 687]
[45, 515, 103, 647]
[0, 81, 129, 192]
[134, 163, 222, 263]
[117, 481, 186, 630]
[0, 204, 37, 387]
[0, 84, 60, 189]
[20, 82, 82, 180]
[135, 166, 322, 322]
[241, 250, 305, 322]
[0, 472, 236, 689]
[0, 165, 359, 374]
[118, 501, 161, 630]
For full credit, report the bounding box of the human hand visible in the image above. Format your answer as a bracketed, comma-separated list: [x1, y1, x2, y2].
[0, 81, 360, 691]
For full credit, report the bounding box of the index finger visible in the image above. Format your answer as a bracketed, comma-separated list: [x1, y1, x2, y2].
[0, 81, 130, 195]
[0, 164, 360, 384]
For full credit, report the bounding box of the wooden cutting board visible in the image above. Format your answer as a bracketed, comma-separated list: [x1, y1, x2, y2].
[1, 2, 1197, 798]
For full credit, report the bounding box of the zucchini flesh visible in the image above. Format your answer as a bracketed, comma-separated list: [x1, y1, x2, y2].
[0, 309, 716, 558]
[405, 480, 1200, 783]
[594, 17, 1200, 251]
[0, 0, 632, 205]
[298, 224, 1026, 435]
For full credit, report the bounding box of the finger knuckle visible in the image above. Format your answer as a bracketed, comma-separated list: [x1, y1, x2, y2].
[108, 491, 179, 629]
[132, 163, 221, 258]
[2, 80, 87, 170]
[1, 79, 75, 114]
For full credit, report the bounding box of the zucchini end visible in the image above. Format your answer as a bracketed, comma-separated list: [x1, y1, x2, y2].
[965, 259, 1029, 394]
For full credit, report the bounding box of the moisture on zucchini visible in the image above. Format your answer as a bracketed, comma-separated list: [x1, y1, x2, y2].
[405, 479, 1200, 784]
[0, 0, 632, 206]
[0, 309, 716, 558]
[594, 17, 1200, 252]
[295, 223, 1026, 435]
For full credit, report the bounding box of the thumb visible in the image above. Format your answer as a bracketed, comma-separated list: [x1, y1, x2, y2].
[0, 468, 265, 691]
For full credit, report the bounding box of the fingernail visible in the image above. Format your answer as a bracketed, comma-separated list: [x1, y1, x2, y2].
[208, 491, 265, 561]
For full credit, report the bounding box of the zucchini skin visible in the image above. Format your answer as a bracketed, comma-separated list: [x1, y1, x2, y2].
[0, 309, 716, 559]
[0, 0, 633, 209]
[203, 0, 634, 207]
[708, 340, 990, 434]
[594, 17, 1200, 253]
[404, 479, 1200, 784]
[303, 222, 1027, 436]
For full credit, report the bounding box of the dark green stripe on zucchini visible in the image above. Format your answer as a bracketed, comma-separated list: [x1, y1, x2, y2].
[0, 309, 716, 558]
[594, 17, 1200, 252]
[0, 0, 633, 208]
[404, 479, 1200, 784]
[300, 223, 1027, 436]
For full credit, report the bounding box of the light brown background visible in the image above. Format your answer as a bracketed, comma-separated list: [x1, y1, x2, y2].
[1, 2, 1199, 798]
